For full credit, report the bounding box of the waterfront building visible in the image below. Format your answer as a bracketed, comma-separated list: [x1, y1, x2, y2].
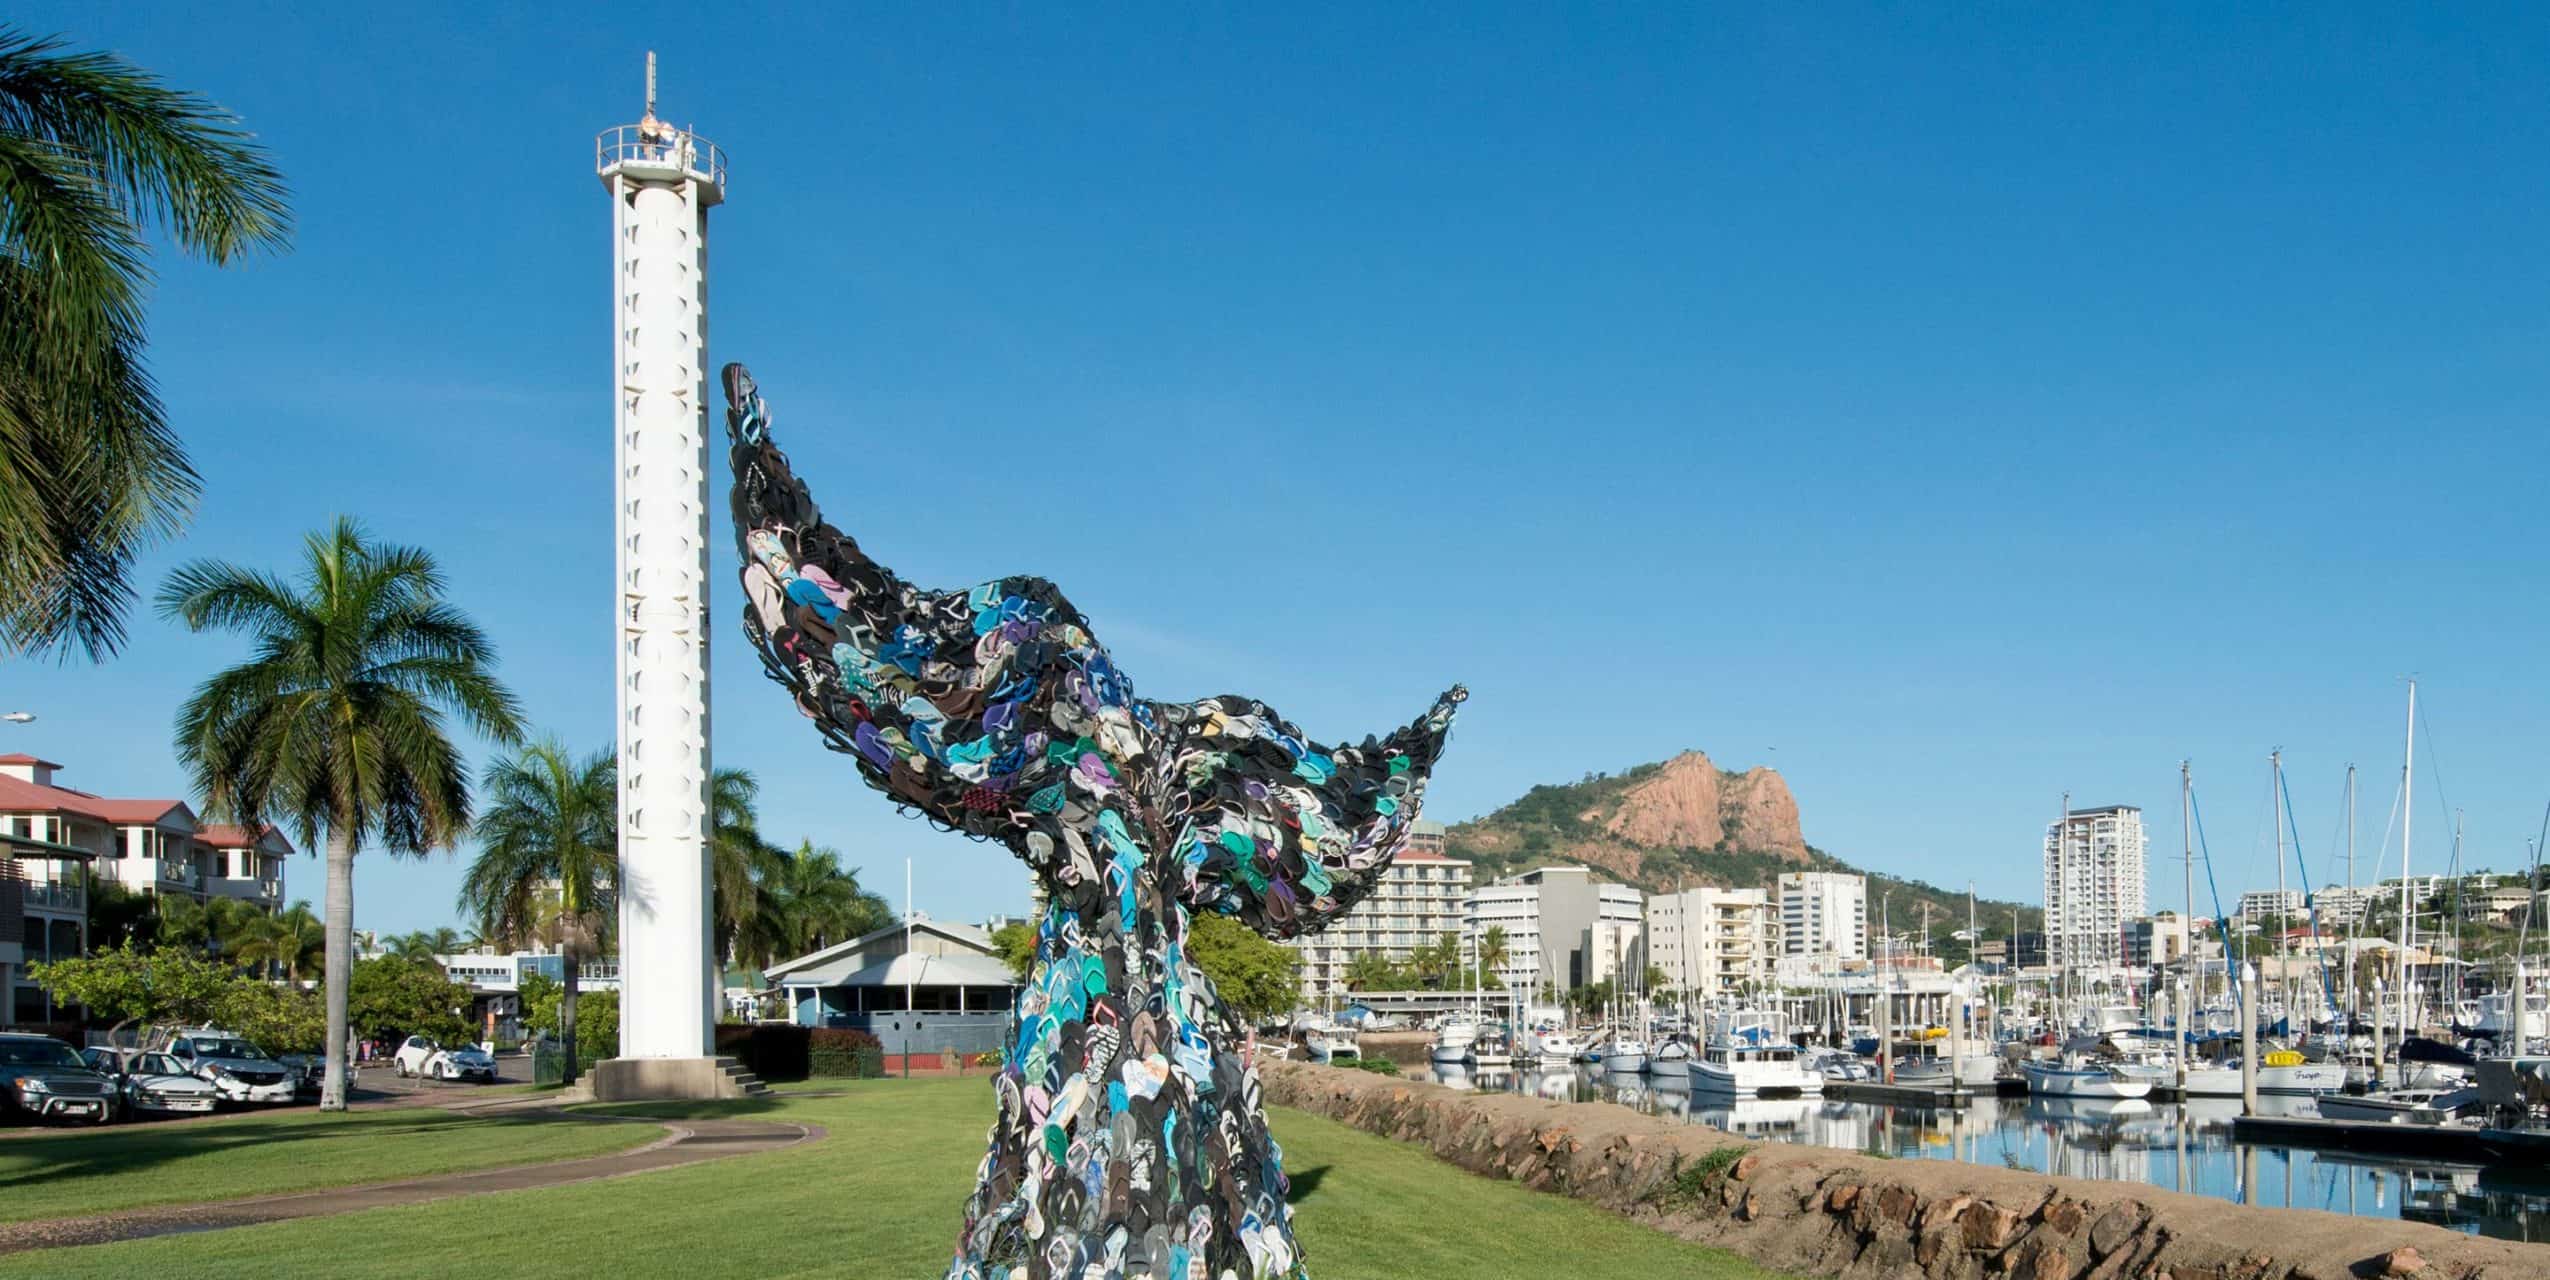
[1463, 865, 1644, 997]
[1973, 930, 2048, 972]
[2042, 805, 2147, 970]
[433, 948, 625, 1042]
[1288, 821, 1472, 999]
[2311, 885, 2374, 927]
[2376, 875, 2449, 906]
[764, 917, 1020, 1059]
[2462, 886, 2534, 925]
[2237, 889, 2305, 924]
[2123, 913, 2194, 968]
[1776, 871, 1868, 960]
[0, 753, 297, 1025]
[1649, 886, 1776, 998]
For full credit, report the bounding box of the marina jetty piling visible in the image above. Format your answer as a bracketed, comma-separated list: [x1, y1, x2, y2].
[1269, 1060, 2550, 1280]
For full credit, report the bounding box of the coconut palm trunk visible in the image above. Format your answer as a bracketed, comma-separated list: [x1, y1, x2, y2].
[321, 827, 355, 1110]
[559, 939, 581, 1084]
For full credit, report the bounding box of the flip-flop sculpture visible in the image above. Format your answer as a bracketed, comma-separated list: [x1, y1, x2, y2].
[720, 363, 1463, 1279]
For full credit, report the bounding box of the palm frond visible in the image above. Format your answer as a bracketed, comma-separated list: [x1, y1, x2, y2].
[0, 30, 292, 264]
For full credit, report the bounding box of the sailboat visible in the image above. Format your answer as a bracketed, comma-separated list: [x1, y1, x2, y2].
[2021, 1055, 2155, 1099]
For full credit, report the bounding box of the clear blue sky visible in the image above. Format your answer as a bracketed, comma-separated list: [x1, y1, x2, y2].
[15, 5, 2550, 937]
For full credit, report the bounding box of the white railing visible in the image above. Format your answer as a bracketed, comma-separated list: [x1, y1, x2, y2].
[595, 124, 727, 189]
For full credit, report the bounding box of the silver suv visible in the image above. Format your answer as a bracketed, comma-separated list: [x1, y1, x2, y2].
[164, 1029, 297, 1105]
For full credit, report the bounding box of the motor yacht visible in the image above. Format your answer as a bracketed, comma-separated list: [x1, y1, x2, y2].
[1691, 1008, 1821, 1098]
[2315, 1086, 2479, 1125]
[1429, 1014, 1479, 1064]
[1528, 1027, 1584, 1064]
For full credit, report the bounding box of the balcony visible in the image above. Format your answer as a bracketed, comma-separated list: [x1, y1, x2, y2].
[208, 875, 283, 904]
[22, 881, 83, 912]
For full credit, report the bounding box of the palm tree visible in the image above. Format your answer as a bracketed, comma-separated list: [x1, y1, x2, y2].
[152, 893, 213, 952]
[706, 767, 774, 966]
[386, 927, 466, 969]
[726, 838, 798, 974]
[160, 518, 523, 1110]
[762, 841, 891, 955]
[153, 893, 260, 957]
[235, 901, 324, 982]
[0, 30, 291, 659]
[458, 741, 616, 1083]
[1478, 926, 1510, 982]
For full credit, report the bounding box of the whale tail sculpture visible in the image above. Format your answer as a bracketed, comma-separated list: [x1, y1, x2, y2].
[722, 363, 1462, 1279]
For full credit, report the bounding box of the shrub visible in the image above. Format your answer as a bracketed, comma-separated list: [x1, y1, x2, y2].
[715, 1022, 811, 1082]
[1349, 1057, 1401, 1076]
[1652, 1144, 1751, 1208]
[808, 1027, 884, 1078]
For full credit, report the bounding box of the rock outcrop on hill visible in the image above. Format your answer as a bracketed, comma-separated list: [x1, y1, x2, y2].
[1439, 748, 2039, 932]
[1441, 750, 1811, 891]
[1601, 751, 1806, 857]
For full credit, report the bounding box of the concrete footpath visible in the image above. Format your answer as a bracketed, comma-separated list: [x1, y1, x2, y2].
[0, 1098, 820, 1255]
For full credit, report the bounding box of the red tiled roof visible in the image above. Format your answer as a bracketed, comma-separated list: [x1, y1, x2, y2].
[199, 823, 294, 855]
[0, 773, 189, 826]
[85, 797, 192, 825]
[0, 773, 109, 819]
[0, 753, 62, 768]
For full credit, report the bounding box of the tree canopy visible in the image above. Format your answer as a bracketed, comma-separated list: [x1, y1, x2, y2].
[1185, 914, 1299, 1024]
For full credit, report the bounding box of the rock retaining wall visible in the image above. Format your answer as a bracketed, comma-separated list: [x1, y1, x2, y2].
[1265, 1062, 2546, 1280]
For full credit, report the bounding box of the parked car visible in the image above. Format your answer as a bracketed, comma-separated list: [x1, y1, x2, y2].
[163, 1029, 297, 1105]
[0, 1033, 116, 1124]
[93, 1050, 219, 1118]
[274, 1052, 355, 1099]
[394, 1036, 498, 1082]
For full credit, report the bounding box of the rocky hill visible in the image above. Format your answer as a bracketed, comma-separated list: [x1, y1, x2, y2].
[1439, 750, 2039, 940]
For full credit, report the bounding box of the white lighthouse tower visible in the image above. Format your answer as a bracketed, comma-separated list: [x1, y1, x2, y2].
[592, 57, 740, 1098]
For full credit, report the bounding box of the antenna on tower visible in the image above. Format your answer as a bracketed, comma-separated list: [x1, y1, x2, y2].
[644, 51, 658, 119]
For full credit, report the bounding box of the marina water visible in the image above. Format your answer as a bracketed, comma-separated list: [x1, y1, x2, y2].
[1415, 1064, 2550, 1243]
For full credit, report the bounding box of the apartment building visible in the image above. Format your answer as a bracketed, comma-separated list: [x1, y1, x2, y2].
[2237, 889, 2305, 924]
[2043, 805, 2147, 969]
[1648, 886, 1777, 998]
[1464, 865, 1644, 997]
[0, 753, 292, 1024]
[1776, 871, 1868, 960]
[1289, 821, 1473, 999]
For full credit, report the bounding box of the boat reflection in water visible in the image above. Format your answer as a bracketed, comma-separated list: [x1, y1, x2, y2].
[1410, 1065, 2550, 1244]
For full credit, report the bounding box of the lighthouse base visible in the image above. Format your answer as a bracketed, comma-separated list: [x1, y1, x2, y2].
[589, 1055, 765, 1101]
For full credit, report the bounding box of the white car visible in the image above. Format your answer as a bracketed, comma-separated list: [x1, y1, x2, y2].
[89, 1050, 220, 1116]
[394, 1036, 499, 1082]
[164, 1030, 298, 1105]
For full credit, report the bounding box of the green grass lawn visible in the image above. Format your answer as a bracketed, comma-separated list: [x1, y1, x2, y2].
[0, 1078, 1788, 1279]
[0, 1105, 656, 1224]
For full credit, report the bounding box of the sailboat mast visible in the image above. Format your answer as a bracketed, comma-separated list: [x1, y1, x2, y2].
[2272, 749, 2286, 1032]
[2181, 761, 2195, 1060]
[2343, 764, 2357, 1024]
[2397, 679, 2417, 1062]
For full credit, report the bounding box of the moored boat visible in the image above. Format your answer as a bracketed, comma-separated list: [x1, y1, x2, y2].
[2314, 1086, 2478, 1125]
[2022, 1056, 2153, 1099]
[1692, 1008, 1822, 1098]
